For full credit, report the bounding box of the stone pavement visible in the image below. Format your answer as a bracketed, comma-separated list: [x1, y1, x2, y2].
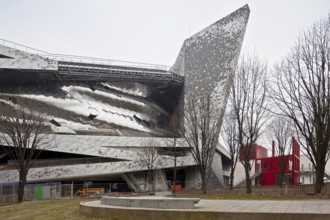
[80, 199, 330, 220]
[196, 199, 330, 214]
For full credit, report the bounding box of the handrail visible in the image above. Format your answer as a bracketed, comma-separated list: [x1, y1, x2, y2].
[0, 37, 170, 71]
[48, 54, 170, 71]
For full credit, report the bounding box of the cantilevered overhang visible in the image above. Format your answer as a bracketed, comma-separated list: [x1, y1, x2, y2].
[0, 41, 184, 87]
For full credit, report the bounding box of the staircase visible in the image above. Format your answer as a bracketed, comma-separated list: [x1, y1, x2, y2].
[121, 173, 139, 192]
[235, 170, 262, 188]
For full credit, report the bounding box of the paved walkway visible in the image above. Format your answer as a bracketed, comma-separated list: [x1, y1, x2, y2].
[196, 199, 330, 214]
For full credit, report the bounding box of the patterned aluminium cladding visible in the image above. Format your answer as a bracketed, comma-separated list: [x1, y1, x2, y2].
[171, 4, 249, 135]
[170, 5, 250, 186]
[0, 44, 58, 70]
[171, 5, 249, 97]
[0, 5, 250, 185]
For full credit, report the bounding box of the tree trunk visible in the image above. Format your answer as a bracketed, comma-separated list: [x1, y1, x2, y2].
[279, 172, 284, 188]
[244, 164, 252, 194]
[229, 169, 234, 190]
[172, 138, 177, 195]
[278, 159, 284, 188]
[172, 155, 177, 194]
[147, 170, 153, 192]
[18, 171, 27, 203]
[201, 178, 207, 194]
[246, 178, 252, 194]
[200, 168, 207, 194]
[315, 165, 325, 193]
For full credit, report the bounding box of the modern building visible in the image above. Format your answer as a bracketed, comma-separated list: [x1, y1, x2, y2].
[236, 138, 300, 187]
[254, 138, 300, 186]
[0, 5, 250, 191]
[299, 155, 330, 184]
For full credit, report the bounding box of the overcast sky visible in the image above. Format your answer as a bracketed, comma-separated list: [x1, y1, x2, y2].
[1, 0, 329, 67]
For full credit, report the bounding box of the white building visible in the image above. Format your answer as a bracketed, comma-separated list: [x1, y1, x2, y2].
[299, 155, 330, 184]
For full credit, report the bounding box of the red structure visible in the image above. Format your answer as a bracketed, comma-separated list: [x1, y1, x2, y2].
[239, 144, 268, 161]
[240, 138, 300, 186]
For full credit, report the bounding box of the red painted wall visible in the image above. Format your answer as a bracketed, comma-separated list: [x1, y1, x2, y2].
[239, 144, 268, 161]
[256, 155, 293, 185]
[253, 137, 300, 186]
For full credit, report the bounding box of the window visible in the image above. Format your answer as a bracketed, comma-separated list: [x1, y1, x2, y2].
[302, 177, 304, 183]
[310, 176, 312, 183]
[301, 164, 304, 171]
[313, 176, 316, 183]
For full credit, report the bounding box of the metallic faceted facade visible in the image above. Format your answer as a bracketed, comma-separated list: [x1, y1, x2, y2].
[0, 5, 250, 189]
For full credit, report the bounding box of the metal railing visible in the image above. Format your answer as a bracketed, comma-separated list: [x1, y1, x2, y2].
[0, 38, 170, 71]
[301, 167, 315, 172]
[0, 38, 49, 56]
[58, 62, 184, 82]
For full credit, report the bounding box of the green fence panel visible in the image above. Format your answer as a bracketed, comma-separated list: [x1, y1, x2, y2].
[34, 186, 43, 200]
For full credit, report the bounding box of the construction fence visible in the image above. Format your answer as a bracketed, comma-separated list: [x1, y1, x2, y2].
[0, 182, 112, 205]
[1, 181, 330, 205]
[0, 181, 158, 205]
[204, 183, 330, 196]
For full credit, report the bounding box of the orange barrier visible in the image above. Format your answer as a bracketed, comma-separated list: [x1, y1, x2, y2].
[76, 188, 104, 196]
[170, 185, 182, 190]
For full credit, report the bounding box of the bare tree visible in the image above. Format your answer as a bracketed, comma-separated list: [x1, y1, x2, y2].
[230, 53, 268, 194]
[138, 139, 160, 192]
[165, 109, 182, 194]
[160, 137, 179, 194]
[0, 104, 51, 203]
[270, 13, 330, 193]
[221, 111, 239, 190]
[183, 94, 221, 194]
[267, 116, 293, 188]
